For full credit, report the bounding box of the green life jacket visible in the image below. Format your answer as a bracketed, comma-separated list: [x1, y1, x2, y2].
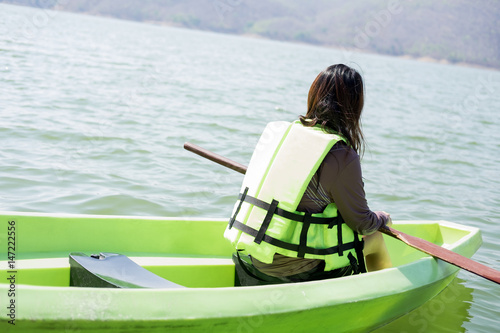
[224, 121, 366, 273]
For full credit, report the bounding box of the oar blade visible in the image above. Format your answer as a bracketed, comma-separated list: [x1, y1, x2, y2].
[380, 227, 500, 284]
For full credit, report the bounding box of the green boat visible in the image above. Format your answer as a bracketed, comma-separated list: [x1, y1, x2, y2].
[0, 211, 482, 332]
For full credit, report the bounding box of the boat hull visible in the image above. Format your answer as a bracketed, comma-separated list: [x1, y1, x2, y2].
[0, 212, 482, 332]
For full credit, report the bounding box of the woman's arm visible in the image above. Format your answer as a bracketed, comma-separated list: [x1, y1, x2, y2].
[320, 145, 390, 235]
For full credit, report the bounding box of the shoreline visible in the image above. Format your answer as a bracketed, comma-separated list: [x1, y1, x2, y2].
[397, 55, 496, 71]
[149, 21, 499, 72]
[4, 2, 498, 72]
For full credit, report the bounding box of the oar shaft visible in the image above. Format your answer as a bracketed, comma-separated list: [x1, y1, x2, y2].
[184, 142, 500, 285]
[184, 142, 247, 175]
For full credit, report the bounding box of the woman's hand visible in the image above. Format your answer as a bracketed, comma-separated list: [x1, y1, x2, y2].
[380, 211, 392, 227]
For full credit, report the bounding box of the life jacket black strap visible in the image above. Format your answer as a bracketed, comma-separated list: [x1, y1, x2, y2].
[353, 232, 367, 273]
[337, 213, 344, 257]
[229, 187, 249, 229]
[297, 213, 312, 258]
[230, 191, 361, 263]
[237, 192, 342, 226]
[231, 220, 358, 256]
[254, 199, 279, 244]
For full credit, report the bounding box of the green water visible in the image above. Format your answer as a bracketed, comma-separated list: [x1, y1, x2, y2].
[1, 3, 500, 332]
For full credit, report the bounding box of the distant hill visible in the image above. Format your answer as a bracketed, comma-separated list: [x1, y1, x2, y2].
[2, 0, 499, 69]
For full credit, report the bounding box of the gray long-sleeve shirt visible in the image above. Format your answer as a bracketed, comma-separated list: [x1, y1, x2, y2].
[252, 141, 389, 277]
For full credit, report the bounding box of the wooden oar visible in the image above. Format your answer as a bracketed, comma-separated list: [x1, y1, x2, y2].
[184, 142, 500, 285]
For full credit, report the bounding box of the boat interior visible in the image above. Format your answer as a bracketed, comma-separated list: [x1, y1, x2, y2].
[1, 218, 475, 289]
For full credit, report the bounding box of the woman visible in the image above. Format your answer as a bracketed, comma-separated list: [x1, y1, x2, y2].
[225, 64, 392, 285]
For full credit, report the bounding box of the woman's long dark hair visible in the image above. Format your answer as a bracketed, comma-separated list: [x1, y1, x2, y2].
[300, 64, 365, 155]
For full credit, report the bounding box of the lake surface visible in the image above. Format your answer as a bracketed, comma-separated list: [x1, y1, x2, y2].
[1, 3, 499, 332]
